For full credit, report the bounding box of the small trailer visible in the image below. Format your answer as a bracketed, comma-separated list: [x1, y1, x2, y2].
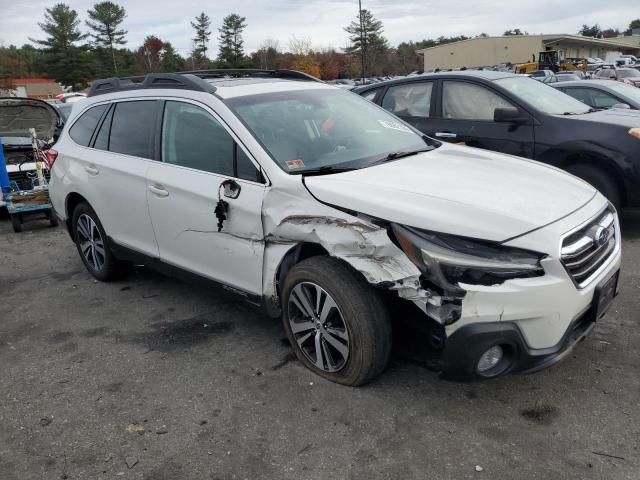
[6, 180, 58, 232]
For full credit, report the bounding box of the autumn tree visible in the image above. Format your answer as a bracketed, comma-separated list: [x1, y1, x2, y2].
[344, 9, 388, 77]
[138, 35, 163, 73]
[86, 1, 127, 74]
[218, 14, 248, 67]
[30, 3, 91, 88]
[191, 12, 211, 67]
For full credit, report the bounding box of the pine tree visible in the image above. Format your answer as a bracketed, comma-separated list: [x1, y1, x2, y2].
[217, 14, 247, 68]
[190, 12, 211, 67]
[86, 1, 127, 74]
[344, 9, 388, 77]
[161, 42, 185, 72]
[30, 3, 92, 89]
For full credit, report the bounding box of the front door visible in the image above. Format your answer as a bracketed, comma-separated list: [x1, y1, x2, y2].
[434, 80, 535, 158]
[146, 99, 266, 295]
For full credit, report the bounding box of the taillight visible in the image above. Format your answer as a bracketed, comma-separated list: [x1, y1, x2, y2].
[42, 149, 58, 170]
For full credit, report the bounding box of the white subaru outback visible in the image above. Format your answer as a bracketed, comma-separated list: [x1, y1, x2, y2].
[49, 70, 621, 385]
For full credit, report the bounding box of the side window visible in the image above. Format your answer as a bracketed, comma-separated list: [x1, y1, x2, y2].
[109, 101, 158, 159]
[560, 88, 592, 106]
[361, 89, 380, 102]
[93, 105, 113, 151]
[591, 90, 621, 109]
[442, 81, 513, 120]
[382, 83, 433, 117]
[162, 101, 261, 181]
[68, 104, 107, 146]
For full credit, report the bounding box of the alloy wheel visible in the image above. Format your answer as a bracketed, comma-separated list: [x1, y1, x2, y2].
[76, 214, 105, 271]
[288, 282, 350, 372]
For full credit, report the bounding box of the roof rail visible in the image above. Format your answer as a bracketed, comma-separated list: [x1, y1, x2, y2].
[88, 73, 216, 97]
[177, 69, 322, 82]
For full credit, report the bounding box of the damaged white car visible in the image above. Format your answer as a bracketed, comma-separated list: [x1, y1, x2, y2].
[49, 70, 621, 385]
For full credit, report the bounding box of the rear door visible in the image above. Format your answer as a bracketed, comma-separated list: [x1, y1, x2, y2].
[432, 79, 535, 158]
[145, 99, 266, 296]
[67, 100, 160, 256]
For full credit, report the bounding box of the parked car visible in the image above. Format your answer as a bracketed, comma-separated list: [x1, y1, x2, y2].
[592, 67, 640, 86]
[552, 80, 640, 110]
[354, 70, 640, 208]
[528, 69, 554, 79]
[0, 97, 60, 194]
[49, 70, 621, 385]
[541, 73, 582, 84]
[615, 56, 638, 67]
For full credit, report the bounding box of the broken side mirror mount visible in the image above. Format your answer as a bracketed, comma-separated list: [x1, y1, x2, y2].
[221, 179, 241, 199]
[612, 103, 631, 110]
[494, 107, 530, 125]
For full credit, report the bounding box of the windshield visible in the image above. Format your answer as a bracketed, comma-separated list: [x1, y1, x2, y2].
[494, 76, 590, 115]
[609, 83, 640, 103]
[618, 69, 640, 78]
[225, 88, 434, 174]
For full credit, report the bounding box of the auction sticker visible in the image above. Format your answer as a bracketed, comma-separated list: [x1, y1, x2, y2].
[286, 159, 306, 169]
[378, 120, 413, 133]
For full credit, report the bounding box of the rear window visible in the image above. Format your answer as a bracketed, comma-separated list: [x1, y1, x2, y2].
[109, 101, 158, 159]
[68, 104, 107, 146]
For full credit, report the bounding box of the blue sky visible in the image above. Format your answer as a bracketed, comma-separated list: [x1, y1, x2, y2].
[1, 0, 637, 54]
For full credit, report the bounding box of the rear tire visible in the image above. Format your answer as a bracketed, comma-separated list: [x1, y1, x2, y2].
[48, 210, 59, 227]
[71, 202, 128, 281]
[566, 164, 621, 209]
[282, 256, 392, 386]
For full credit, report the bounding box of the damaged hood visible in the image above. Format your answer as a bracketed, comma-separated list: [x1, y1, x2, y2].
[304, 144, 596, 242]
[0, 97, 59, 143]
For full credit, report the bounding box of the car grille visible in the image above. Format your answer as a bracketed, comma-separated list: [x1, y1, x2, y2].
[561, 208, 617, 288]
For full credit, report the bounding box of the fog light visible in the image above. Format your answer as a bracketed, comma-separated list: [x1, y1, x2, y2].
[477, 345, 503, 373]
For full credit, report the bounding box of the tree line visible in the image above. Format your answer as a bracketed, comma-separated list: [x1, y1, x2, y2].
[1, 3, 639, 91]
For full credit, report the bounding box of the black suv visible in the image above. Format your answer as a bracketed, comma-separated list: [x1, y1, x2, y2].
[355, 71, 640, 208]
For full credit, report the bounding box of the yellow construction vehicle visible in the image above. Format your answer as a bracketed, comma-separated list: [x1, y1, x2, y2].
[515, 50, 587, 74]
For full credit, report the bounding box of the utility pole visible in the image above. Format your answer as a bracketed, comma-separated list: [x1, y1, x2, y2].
[358, 0, 365, 83]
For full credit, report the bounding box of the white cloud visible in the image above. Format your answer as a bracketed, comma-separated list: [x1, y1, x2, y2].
[1, 0, 637, 54]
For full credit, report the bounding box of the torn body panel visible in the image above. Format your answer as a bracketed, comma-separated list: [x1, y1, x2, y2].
[259, 185, 448, 317]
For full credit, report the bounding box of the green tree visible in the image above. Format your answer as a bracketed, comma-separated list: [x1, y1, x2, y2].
[217, 14, 248, 68]
[579, 24, 602, 38]
[161, 42, 185, 72]
[30, 3, 91, 89]
[630, 19, 640, 30]
[503, 28, 526, 36]
[190, 12, 211, 67]
[344, 9, 388, 77]
[86, 1, 127, 74]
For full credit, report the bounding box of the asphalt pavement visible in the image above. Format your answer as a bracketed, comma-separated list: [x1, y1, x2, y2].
[1, 209, 639, 480]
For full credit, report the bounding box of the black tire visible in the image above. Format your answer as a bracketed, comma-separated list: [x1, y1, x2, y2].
[282, 256, 392, 386]
[11, 214, 22, 233]
[71, 202, 128, 281]
[566, 164, 622, 209]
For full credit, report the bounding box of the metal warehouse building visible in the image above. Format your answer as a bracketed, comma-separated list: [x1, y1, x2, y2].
[417, 34, 640, 70]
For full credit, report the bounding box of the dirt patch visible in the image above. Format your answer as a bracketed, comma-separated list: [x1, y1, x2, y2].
[520, 405, 559, 425]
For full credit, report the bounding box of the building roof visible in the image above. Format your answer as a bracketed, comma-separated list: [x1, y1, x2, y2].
[11, 77, 58, 86]
[416, 34, 640, 53]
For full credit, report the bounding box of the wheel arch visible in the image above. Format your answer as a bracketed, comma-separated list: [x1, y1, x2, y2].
[64, 192, 91, 238]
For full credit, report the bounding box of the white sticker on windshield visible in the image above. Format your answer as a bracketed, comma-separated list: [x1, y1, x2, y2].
[377, 120, 413, 133]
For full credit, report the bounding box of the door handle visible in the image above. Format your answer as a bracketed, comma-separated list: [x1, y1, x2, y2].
[434, 132, 457, 139]
[148, 184, 169, 197]
[85, 165, 99, 175]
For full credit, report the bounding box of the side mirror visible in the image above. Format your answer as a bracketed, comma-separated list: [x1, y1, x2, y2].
[494, 107, 529, 124]
[612, 103, 631, 110]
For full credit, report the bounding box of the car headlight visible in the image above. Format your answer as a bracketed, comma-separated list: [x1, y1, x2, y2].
[629, 128, 640, 140]
[391, 224, 545, 292]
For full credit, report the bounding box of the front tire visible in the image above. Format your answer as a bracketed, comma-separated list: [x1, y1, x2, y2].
[566, 164, 621, 209]
[282, 256, 392, 386]
[71, 202, 127, 281]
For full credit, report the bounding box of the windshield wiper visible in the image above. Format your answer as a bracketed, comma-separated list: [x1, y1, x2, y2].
[301, 165, 358, 176]
[368, 147, 434, 167]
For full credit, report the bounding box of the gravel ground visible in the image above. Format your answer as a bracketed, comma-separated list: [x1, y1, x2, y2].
[0, 209, 639, 480]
